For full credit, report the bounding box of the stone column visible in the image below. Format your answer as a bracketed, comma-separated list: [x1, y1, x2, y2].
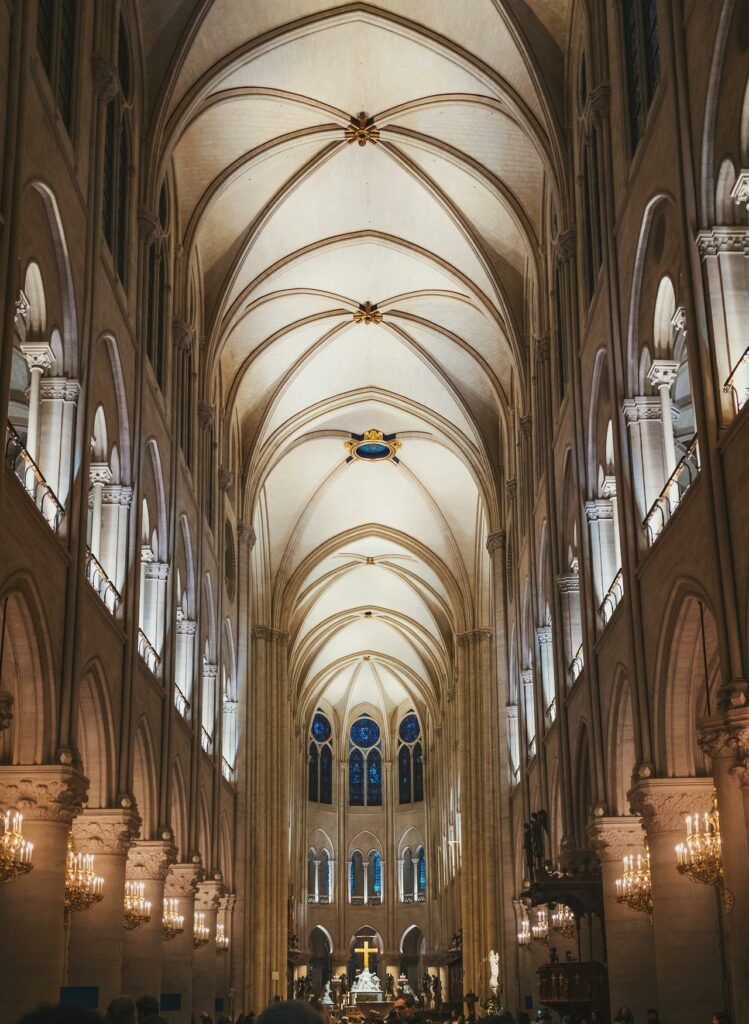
[161, 862, 202, 1023]
[38, 377, 80, 504]
[621, 396, 666, 527]
[19, 341, 54, 462]
[88, 464, 113, 560]
[699, 714, 749, 1023]
[556, 572, 582, 682]
[101, 484, 132, 596]
[584, 498, 616, 614]
[66, 809, 140, 1010]
[588, 816, 659, 1019]
[215, 893, 235, 1014]
[535, 627, 555, 724]
[193, 879, 224, 1020]
[121, 840, 176, 1002]
[647, 360, 680, 480]
[0, 765, 87, 1022]
[630, 778, 724, 1024]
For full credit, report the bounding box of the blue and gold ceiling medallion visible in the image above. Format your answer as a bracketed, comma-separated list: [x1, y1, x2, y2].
[344, 429, 401, 464]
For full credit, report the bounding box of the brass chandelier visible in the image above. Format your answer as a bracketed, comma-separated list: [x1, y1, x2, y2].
[123, 880, 152, 930]
[516, 916, 531, 949]
[193, 911, 210, 948]
[551, 904, 576, 939]
[675, 790, 733, 910]
[531, 906, 549, 945]
[64, 835, 104, 912]
[615, 843, 653, 918]
[0, 810, 33, 884]
[216, 922, 230, 954]
[162, 898, 185, 940]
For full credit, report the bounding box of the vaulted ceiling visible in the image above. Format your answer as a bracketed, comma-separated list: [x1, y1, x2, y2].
[146, 0, 569, 728]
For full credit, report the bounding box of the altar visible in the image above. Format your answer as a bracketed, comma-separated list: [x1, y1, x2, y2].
[349, 940, 386, 1006]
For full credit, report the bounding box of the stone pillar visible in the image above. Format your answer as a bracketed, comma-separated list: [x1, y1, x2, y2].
[556, 572, 582, 681]
[67, 809, 140, 1010]
[122, 840, 176, 1002]
[535, 627, 555, 723]
[588, 817, 659, 1020]
[161, 862, 202, 1023]
[193, 880, 224, 1020]
[699, 714, 749, 1023]
[88, 464, 112, 560]
[630, 778, 724, 1024]
[38, 377, 80, 504]
[101, 484, 132, 596]
[215, 893, 235, 1014]
[584, 498, 616, 613]
[20, 341, 54, 462]
[647, 360, 680, 480]
[621, 396, 666, 526]
[0, 766, 87, 1022]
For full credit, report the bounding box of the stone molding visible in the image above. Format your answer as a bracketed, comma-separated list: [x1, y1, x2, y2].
[251, 625, 290, 644]
[72, 808, 140, 857]
[220, 891, 236, 914]
[218, 468, 234, 492]
[238, 522, 256, 548]
[89, 462, 113, 487]
[536, 626, 553, 645]
[621, 395, 662, 423]
[172, 319, 194, 353]
[91, 55, 119, 100]
[0, 690, 14, 731]
[556, 228, 577, 262]
[584, 498, 613, 522]
[137, 207, 161, 245]
[39, 378, 81, 402]
[730, 169, 749, 209]
[535, 335, 551, 363]
[647, 359, 680, 390]
[587, 816, 646, 862]
[505, 478, 517, 503]
[176, 617, 197, 636]
[556, 572, 580, 594]
[696, 226, 749, 257]
[671, 305, 687, 333]
[519, 415, 532, 439]
[196, 878, 225, 912]
[628, 777, 715, 834]
[521, 668, 534, 686]
[455, 628, 492, 647]
[0, 765, 88, 822]
[101, 485, 133, 507]
[588, 81, 611, 123]
[166, 861, 204, 898]
[126, 839, 178, 881]
[144, 560, 169, 581]
[486, 531, 505, 555]
[198, 402, 215, 431]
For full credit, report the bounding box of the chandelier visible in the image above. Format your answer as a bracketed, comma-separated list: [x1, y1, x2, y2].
[517, 916, 531, 949]
[615, 843, 653, 918]
[551, 904, 576, 939]
[675, 791, 733, 910]
[531, 906, 549, 945]
[193, 911, 210, 948]
[0, 810, 33, 884]
[64, 835, 104, 912]
[216, 922, 230, 954]
[162, 898, 185, 940]
[123, 880, 152, 930]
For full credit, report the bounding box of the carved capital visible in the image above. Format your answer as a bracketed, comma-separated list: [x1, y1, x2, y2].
[587, 816, 645, 863]
[486, 531, 505, 555]
[91, 55, 119, 100]
[0, 690, 14, 732]
[126, 839, 178, 881]
[137, 207, 161, 245]
[647, 359, 680, 390]
[695, 227, 749, 258]
[144, 560, 169, 582]
[505, 478, 517, 504]
[89, 462, 113, 487]
[218, 468, 234, 492]
[102, 485, 133, 507]
[455, 628, 492, 648]
[556, 229, 577, 263]
[196, 878, 225, 912]
[238, 522, 256, 548]
[220, 891, 236, 914]
[0, 765, 88, 823]
[671, 306, 687, 333]
[621, 395, 662, 424]
[176, 617, 197, 637]
[166, 861, 203, 898]
[584, 498, 613, 523]
[629, 778, 715, 834]
[697, 719, 737, 762]
[172, 320, 194, 353]
[556, 572, 580, 594]
[519, 415, 532, 439]
[251, 625, 289, 644]
[20, 342, 55, 372]
[536, 626, 553, 646]
[39, 378, 81, 403]
[198, 402, 214, 431]
[72, 808, 140, 857]
[730, 169, 749, 210]
[535, 335, 551, 364]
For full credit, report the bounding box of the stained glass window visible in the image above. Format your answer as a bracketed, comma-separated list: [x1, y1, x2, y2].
[36, 0, 54, 76]
[622, 1, 644, 151]
[372, 851, 382, 894]
[349, 749, 364, 805]
[643, 0, 661, 102]
[399, 745, 411, 804]
[367, 749, 382, 806]
[320, 744, 333, 804]
[399, 713, 420, 743]
[56, 0, 76, 131]
[309, 711, 333, 804]
[417, 847, 426, 893]
[398, 711, 423, 804]
[350, 717, 380, 747]
[414, 742, 424, 803]
[102, 17, 133, 283]
[313, 713, 332, 742]
[308, 744, 318, 803]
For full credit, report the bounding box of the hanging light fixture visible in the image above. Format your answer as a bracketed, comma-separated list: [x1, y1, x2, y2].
[615, 843, 653, 918]
[162, 898, 185, 940]
[64, 834, 104, 912]
[216, 922, 230, 954]
[550, 904, 576, 938]
[0, 809, 34, 884]
[517, 916, 531, 949]
[531, 906, 549, 945]
[123, 880, 152, 930]
[675, 791, 733, 910]
[193, 911, 210, 948]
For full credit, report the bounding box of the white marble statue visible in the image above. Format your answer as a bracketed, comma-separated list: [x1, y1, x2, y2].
[351, 968, 383, 1002]
[322, 981, 334, 1005]
[489, 949, 500, 993]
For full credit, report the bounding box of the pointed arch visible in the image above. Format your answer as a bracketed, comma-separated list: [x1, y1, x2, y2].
[132, 715, 158, 839]
[76, 661, 117, 808]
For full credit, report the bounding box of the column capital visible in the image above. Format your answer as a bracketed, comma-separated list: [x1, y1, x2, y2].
[196, 878, 225, 911]
[198, 402, 215, 431]
[455, 628, 492, 648]
[730, 168, 749, 210]
[91, 55, 119, 100]
[218, 468, 234, 492]
[536, 626, 553, 645]
[628, 777, 715, 834]
[238, 522, 256, 547]
[621, 395, 662, 424]
[89, 462, 113, 487]
[102, 484, 133, 507]
[72, 808, 141, 857]
[584, 498, 613, 522]
[646, 359, 680, 390]
[20, 341, 55, 372]
[556, 228, 577, 262]
[695, 225, 749, 258]
[172, 319, 194, 353]
[176, 617, 197, 636]
[126, 839, 178, 881]
[521, 668, 534, 687]
[0, 690, 14, 732]
[39, 378, 81, 402]
[144, 560, 170, 581]
[556, 572, 579, 594]
[586, 816, 645, 863]
[535, 335, 551, 363]
[251, 625, 290, 644]
[165, 861, 204, 897]
[486, 531, 505, 555]
[505, 478, 517, 503]
[0, 765, 87, 823]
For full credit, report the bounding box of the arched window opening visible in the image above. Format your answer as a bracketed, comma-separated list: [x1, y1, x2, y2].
[145, 183, 169, 390]
[85, 405, 127, 616]
[367, 849, 383, 904]
[397, 711, 424, 804]
[102, 16, 132, 282]
[308, 848, 333, 905]
[36, 0, 78, 133]
[417, 847, 426, 897]
[201, 646, 217, 757]
[401, 846, 423, 903]
[221, 623, 238, 784]
[309, 711, 333, 804]
[348, 715, 382, 807]
[620, 0, 661, 155]
[349, 850, 364, 903]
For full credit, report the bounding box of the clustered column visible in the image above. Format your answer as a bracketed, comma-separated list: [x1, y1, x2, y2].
[122, 839, 177, 1000]
[161, 862, 202, 1024]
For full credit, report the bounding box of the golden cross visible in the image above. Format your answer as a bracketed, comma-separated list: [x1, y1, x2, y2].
[354, 938, 379, 971]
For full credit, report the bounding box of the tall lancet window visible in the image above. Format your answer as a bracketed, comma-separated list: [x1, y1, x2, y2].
[349, 716, 382, 807]
[309, 711, 333, 804]
[398, 711, 424, 804]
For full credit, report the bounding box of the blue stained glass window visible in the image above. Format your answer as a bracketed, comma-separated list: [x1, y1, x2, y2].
[399, 713, 420, 743]
[320, 744, 333, 804]
[399, 745, 411, 804]
[350, 859, 355, 894]
[349, 749, 364, 805]
[372, 851, 382, 894]
[417, 848, 426, 893]
[367, 749, 382, 806]
[308, 743, 318, 802]
[350, 717, 380, 747]
[413, 742, 424, 803]
[312, 712, 332, 742]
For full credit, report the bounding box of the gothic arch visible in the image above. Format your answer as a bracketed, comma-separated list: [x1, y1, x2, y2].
[170, 756, 189, 859]
[607, 668, 636, 816]
[76, 662, 117, 808]
[132, 714, 158, 838]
